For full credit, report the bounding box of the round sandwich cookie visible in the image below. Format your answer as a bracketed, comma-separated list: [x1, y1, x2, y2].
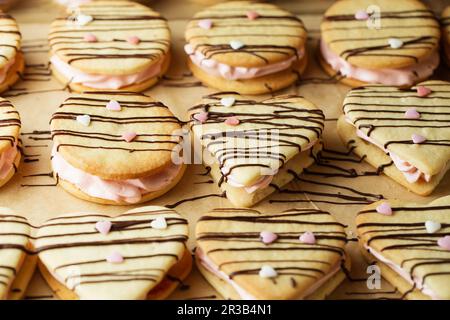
[36, 206, 191, 300]
[0, 98, 21, 188]
[442, 6, 450, 66]
[189, 92, 324, 208]
[0, 208, 37, 300]
[0, 10, 23, 94]
[357, 196, 450, 300]
[184, 1, 307, 95]
[49, 0, 171, 92]
[196, 207, 350, 300]
[337, 80, 450, 196]
[50, 91, 186, 205]
[320, 0, 440, 87]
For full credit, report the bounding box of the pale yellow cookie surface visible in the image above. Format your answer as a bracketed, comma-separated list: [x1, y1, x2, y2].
[0, 10, 20, 71]
[0, 98, 20, 155]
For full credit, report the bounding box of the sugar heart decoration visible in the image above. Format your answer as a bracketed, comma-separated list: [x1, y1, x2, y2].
[404, 108, 420, 119]
[76, 115, 91, 126]
[127, 36, 141, 45]
[260, 231, 277, 244]
[299, 231, 316, 244]
[106, 252, 124, 264]
[259, 265, 277, 278]
[184, 44, 195, 55]
[388, 38, 403, 49]
[437, 236, 450, 250]
[220, 97, 235, 107]
[106, 100, 121, 111]
[355, 10, 369, 20]
[417, 86, 432, 97]
[84, 33, 97, 42]
[150, 217, 167, 229]
[412, 134, 426, 144]
[76, 14, 93, 26]
[95, 220, 112, 235]
[229, 40, 244, 50]
[122, 132, 137, 143]
[198, 19, 213, 29]
[246, 11, 259, 20]
[224, 116, 240, 126]
[376, 202, 392, 215]
[425, 220, 441, 234]
[193, 112, 208, 123]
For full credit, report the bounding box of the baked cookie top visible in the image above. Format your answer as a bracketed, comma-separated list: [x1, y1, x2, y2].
[49, 0, 170, 75]
[0, 98, 20, 154]
[0, 209, 31, 300]
[442, 6, 450, 47]
[50, 91, 182, 180]
[189, 93, 324, 186]
[343, 80, 450, 176]
[0, 11, 20, 71]
[196, 207, 347, 300]
[35, 206, 188, 300]
[185, 0, 306, 68]
[356, 196, 450, 300]
[321, 0, 440, 69]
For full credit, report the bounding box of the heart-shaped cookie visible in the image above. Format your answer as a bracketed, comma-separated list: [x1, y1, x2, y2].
[338, 80, 450, 196]
[36, 206, 190, 300]
[356, 196, 450, 300]
[195, 207, 349, 299]
[0, 208, 36, 300]
[189, 93, 324, 207]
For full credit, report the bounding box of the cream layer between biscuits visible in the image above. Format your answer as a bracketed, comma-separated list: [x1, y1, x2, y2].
[320, 39, 439, 86]
[365, 245, 439, 299]
[345, 117, 431, 184]
[51, 147, 182, 203]
[184, 44, 304, 80]
[50, 54, 164, 89]
[0, 57, 15, 85]
[196, 247, 341, 300]
[0, 143, 18, 180]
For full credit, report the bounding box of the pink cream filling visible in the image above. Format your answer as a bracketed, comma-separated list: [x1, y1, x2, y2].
[320, 39, 439, 86]
[184, 44, 304, 80]
[347, 117, 431, 183]
[50, 54, 164, 89]
[51, 147, 182, 203]
[196, 247, 342, 300]
[365, 245, 439, 299]
[0, 144, 18, 180]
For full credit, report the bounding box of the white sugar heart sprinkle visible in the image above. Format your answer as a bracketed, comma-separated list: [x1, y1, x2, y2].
[259, 265, 277, 278]
[106, 100, 121, 111]
[106, 252, 124, 264]
[198, 19, 213, 29]
[388, 38, 403, 49]
[76, 115, 91, 126]
[437, 236, 450, 250]
[299, 231, 316, 244]
[354, 10, 369, 20]
[260, 231, 278, 244]
[404, 108, 420, 119]
[76, 14, 93, 26]
[412, 133, 426, 144]
[220, 97, 235, 107]
[95, 220, 112, 235]
[425, 220, 441, 234]
[150, 217, 167, 229]
[229, 40, 244, 50]
[376, 202, 392, 215]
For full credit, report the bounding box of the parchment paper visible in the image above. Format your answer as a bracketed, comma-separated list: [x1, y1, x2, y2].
[1, 0, 449, 300]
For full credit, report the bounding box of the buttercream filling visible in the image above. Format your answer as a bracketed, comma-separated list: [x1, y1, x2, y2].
[196, 247, 341, 300]
[0, 57, 15, 84]
[365, 245, 439, 299]
[346, 117, 432, 183]
[184, 44, 304, 80]
[50, 54, 164, 89]
[51, 147, 182, 203]
[0, 143, 18, 180]
[320, 39, 439, 86]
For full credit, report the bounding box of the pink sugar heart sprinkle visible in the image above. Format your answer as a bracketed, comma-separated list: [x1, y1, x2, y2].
[412, 133, 426, 144]
[246, 11, 259, 20]
[437, 236, 450, 250]
[127, 36, 141, 45]
[83, 33, 97, 43]
[376, 202, 393, 215]
[106, 252, 124, 264]
[417, 86, 432, 97]
[106, 100, 121, 111]
[95, 220, 112, 235]
[260, 231, 278, 244]
[299, 231, 316, 244]
[193, 112, 208, 123]
[224, 116, 240, 126]
[354, 10, 369, 20]
[198, 19, 213, 29]
[404, 108, 420, 119]
[122, 132, 137, 142]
